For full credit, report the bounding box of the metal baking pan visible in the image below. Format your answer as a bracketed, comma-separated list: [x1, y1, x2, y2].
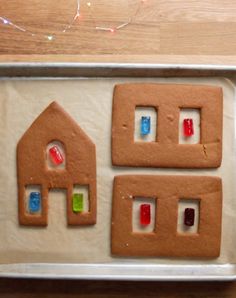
[0, 62, 236, 78]
[0, 62, 235, 281]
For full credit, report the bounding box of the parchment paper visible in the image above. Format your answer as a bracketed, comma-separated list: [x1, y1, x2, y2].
[0, 77, 235, 265]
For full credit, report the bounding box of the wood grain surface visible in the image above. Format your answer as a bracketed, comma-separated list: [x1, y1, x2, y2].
[0, 0, 236, 64]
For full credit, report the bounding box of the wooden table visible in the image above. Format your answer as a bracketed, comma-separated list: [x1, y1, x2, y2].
[0, 0, 236, 65]
[0, 1, 236, 296]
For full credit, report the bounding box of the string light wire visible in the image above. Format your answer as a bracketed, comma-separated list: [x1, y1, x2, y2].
[62, 0, 80, 33]
[0, 0, 147, 40]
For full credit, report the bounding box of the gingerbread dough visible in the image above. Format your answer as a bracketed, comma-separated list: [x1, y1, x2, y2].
[17, 101, 97, 226]
[112, 83, 223, 168]
[112, 175, 222, 258]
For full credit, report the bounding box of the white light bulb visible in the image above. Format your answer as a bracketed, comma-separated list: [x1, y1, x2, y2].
[47, 35, 54, 41]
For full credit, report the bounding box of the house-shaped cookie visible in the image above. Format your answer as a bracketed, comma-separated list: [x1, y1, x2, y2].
[17, 101, 96, 226]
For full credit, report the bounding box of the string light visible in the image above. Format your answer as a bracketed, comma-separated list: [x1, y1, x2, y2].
[0, 16, 27, 32]
[62, 0, 80, 33]
[95, 0, 145, 33]
[3, 18, 9, 25]
[0, 0, 148, 41]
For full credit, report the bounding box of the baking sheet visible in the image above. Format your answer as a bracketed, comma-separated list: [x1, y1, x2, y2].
[0, 75, 235, 268]
[0, 65, 236, 280]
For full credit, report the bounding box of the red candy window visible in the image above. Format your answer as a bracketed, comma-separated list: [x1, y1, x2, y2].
[140, 204, 151, 226]
[49, 145, 64, 165]
[183, 119, 194, 137]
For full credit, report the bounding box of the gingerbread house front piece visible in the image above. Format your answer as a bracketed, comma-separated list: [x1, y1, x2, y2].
[17, 101, 96, 226]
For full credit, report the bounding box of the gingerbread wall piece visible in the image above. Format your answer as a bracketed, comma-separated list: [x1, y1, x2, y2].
[112, 175, 222, 258]
[17, 101, 96, 226]
[112, 83, 223, 168]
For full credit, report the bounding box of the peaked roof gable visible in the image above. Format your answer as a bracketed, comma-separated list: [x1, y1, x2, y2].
[18, 101, 94, 146]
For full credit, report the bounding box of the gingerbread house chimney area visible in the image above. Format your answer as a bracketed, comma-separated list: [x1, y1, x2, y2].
[17, 101, 96, 226]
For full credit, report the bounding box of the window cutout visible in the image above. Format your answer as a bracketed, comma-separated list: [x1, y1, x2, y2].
[132, 197, 156, 233]
[25, 185, 42, 215]
[46, 141, 66, 170]
[135, 107, 157, 142]
[177, 199, 200, 234]
[73, 185, 89, 213]
[179, 109, 200, 144]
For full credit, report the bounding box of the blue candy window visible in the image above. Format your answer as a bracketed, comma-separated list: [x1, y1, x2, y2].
[134, 107, 157, 142]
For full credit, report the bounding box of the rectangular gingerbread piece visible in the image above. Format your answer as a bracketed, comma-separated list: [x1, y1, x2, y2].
[111, 175, 222, 258]
[112, 83, 223, 168]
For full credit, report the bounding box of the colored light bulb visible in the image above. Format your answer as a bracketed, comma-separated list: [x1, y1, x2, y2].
[49, 146, 64, 165]
[140, 204, 151, 225]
